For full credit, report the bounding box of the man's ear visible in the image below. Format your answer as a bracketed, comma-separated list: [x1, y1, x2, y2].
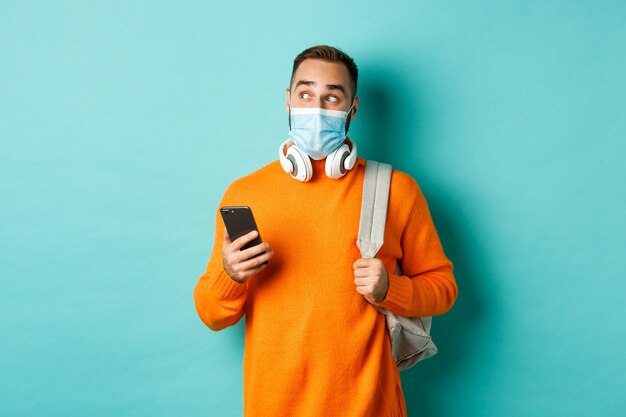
[350, 96, 360, 121]
[285, 88, 291, 113]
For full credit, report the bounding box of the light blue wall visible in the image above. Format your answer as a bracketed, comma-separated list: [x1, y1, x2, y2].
[1, 1, 624, 416]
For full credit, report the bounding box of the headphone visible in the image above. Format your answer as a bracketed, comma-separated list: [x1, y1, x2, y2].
[278, 137, 358, 182]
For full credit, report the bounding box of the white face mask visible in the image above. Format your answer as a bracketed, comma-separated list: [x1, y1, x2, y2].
[288, 100, 355, 160]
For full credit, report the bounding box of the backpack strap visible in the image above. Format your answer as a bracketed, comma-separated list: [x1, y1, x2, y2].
[357, 160, 392, 259]
[356, 160, 439, 370]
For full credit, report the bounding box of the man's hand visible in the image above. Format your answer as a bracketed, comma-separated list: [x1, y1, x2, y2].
[352, 257, 389, 304]
[222, 228, 273, 284]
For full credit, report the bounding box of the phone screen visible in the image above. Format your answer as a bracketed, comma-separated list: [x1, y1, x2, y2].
[220, 206, 264, 251]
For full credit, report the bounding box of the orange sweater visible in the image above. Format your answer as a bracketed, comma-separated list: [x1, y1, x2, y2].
[194, 155, 458, 417]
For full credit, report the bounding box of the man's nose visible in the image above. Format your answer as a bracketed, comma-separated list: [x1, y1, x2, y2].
[316, 98, 329, 109]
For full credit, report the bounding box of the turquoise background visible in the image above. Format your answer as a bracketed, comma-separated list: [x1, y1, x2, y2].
[1, 1, 624, 416]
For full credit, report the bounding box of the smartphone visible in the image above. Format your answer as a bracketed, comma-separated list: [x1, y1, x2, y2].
[220, 206, 268, 265]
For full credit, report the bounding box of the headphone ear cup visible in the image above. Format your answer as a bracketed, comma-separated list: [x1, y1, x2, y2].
[287, 145, 313, 182]
[343, 137, 357, 171]
[325, 143, 350, 179]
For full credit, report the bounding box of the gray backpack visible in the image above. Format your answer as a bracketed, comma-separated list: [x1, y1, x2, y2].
[356, 160, 438, 370]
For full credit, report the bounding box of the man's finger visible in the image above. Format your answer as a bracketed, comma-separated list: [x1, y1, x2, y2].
[236, 262, 268, 282]
[230, 230, 259, 251]
[353, 266, 375, 277]
[239, 241, 270, 261]
[353, 258, 378, 269]
[353, 258, 365, 268]
[355, 285, 371, 296]
[354, 277, 370, 286]
[238, 250, 273, 272]
[223, 228, 232, 244]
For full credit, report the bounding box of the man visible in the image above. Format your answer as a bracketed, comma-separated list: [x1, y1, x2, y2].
[194, 45, 458, 417]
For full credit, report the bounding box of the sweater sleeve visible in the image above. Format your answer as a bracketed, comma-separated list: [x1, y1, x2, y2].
[193, 192, 248, 331]
[374, 182, 458, 317]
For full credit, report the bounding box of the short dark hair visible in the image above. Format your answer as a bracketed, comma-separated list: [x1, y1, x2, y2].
[290, 45, 358, 101]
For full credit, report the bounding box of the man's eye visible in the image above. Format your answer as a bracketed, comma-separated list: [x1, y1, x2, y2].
[299, 92, 311, 99]
[325, 96, 339, 102]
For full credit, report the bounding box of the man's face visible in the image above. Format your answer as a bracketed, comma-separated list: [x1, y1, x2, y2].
[285, 58, 359, 129]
